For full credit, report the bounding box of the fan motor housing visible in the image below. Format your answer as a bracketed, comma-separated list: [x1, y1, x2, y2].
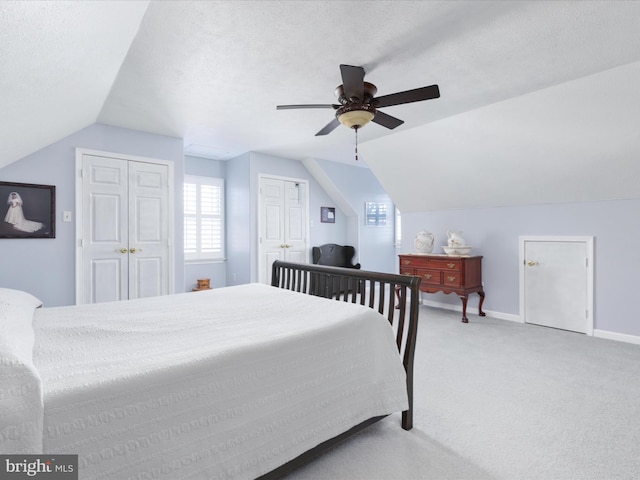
[334, 82, 378, 104]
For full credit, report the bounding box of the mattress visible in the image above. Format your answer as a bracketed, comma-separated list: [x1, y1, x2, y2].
[29, 283, 407, 479]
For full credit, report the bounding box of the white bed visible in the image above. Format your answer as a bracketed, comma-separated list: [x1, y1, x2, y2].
[0, 262, 421, 480]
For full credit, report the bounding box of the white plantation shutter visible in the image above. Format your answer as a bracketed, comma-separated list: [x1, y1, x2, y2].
[184, 175, 224, 261]
[365, 202, 387, 226]
[395, 207, 402, 247]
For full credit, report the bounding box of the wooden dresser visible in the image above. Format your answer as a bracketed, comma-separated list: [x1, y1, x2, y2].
[399, 254, 486, 323]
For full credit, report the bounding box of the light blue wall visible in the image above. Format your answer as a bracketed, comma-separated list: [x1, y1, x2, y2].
[247, 152, 348, 282]
[228, 153, 395, 277]
[185, 155, 225, 178]
[402, 198, 640, 337]
[0, 123, 184, 307]
[223, 152, 349, 285]
[196, 152, 384, 288]
[183, 155, 226, 291]
[313, 159, 396, 273]
[225, 153, 252, 286]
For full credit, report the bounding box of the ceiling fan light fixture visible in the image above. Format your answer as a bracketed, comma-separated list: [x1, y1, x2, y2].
[276, 64, 440, 138]
[337, 106, 375, 129]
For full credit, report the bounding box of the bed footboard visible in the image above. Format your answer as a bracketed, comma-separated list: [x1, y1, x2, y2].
[270, 260, 422, 431]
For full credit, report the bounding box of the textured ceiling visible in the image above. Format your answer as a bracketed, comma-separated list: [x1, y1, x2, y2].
[0, 0, 149, 164]
[2, 1, 640, 209]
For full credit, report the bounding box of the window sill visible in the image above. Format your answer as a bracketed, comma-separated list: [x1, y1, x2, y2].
[185, 258, 226, 265]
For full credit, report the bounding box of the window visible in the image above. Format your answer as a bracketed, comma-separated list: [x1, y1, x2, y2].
[395, 207, 402, 247]
[365, 201, 387, 227]
[184, 175, 224, 261]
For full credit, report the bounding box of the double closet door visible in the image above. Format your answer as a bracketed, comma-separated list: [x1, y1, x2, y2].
[259, 176, 309, 285]
[78, 152, 172, 304]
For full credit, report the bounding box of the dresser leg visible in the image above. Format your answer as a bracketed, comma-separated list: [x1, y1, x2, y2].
[478, 291, 486, 317]
[459, 295, 469, 323]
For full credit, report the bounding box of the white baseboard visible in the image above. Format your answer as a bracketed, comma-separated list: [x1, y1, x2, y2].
[420, 299, 640, 345]
[420, 299, 521, 323]
[594, 329, 640, 346]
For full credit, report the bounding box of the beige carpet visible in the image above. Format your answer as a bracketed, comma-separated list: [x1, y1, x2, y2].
[286, 306, 640, 479]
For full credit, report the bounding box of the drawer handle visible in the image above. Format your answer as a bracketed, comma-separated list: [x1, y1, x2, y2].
[447, 263, 456, 269]
[403, 260, 411, 265]
[447, 276, 456, 282]
[424, 274, 432, 280]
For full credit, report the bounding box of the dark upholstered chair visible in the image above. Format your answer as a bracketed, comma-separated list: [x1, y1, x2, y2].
[311, 244, 361, 297]
[311, 243, 361, 269]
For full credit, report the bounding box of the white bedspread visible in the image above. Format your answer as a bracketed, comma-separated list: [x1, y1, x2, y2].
[32, 283, 408, 480]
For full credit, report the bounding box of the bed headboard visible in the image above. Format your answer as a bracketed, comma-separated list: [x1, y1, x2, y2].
[271, 260, 421, 430]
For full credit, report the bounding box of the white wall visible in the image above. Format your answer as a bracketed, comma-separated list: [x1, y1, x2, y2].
[0, 123, 184, 306]
[365, 61, 640, 213]
[402, 198, 640, 337]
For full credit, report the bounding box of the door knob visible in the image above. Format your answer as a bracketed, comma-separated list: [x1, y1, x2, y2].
[118, 248, 128, 254]
[129, 248, 141, 254]
[527, 260, 539, 266]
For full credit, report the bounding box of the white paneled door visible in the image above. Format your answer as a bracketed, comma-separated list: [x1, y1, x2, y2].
[520, 237, 593, 334]
[259, 176, 308, 285]
[79, 152, 172, 304]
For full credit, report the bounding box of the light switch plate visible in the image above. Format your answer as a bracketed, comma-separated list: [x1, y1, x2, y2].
[63, 211, 72, 222]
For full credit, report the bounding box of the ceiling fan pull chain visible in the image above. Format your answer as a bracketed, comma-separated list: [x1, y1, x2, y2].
[355, 126, 359, 161]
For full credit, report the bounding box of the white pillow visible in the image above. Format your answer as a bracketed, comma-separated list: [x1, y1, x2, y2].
[0, 288, 44, 454]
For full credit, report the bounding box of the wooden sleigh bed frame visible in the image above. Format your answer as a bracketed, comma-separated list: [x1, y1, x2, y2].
[263, 260, 422, 479]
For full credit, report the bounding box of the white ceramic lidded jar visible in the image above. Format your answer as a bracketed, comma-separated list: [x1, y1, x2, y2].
[414, 231, 435, 254]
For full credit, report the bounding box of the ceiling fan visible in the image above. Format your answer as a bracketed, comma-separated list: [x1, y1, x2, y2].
[276, 64, 440, 137]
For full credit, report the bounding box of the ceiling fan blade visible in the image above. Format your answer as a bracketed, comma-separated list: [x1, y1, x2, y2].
[315, 117, 340, 136]
[277, 104, 338, 110]
[374, 84, 440, 108]
[372, 110, 404, 130]
[340, 64, 365, 101]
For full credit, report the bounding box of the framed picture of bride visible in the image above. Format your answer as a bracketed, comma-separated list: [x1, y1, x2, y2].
[0, 181, 55, 238]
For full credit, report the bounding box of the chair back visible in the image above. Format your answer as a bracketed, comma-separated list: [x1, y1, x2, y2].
[311, 243, 360, 269]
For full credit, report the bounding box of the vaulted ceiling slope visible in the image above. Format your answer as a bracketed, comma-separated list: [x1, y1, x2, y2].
[0, 1, 150, 165]
[2, 1, 640, 209]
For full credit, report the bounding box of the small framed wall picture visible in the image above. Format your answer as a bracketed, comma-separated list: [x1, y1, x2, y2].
[320, 206, 335, 223]
[0, 181, 56, 238]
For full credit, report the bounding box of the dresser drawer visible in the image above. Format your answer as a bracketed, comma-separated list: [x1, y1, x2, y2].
[443, 272, 462, 287]
[423, 259, 461, 271]
[399, 266, 415, 276]
[399, 258, 416, 268]
[415, 268, 442, 286]
[399, 256, 460, 269]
